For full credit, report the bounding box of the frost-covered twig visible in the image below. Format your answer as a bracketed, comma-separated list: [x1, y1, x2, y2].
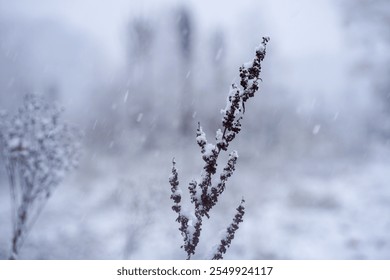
[0, 94, 81, 259]
[169, 37, 269, 259]
[212, 199, 245, 260]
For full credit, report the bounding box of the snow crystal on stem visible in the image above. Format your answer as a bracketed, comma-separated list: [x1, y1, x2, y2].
[204, 143, 216, 158]
[215, 129, 223, 144]
[196, 126, 207, 146]
[243, 61, 254, 68]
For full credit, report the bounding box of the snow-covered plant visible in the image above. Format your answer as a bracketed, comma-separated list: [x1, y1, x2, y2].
[169, 37, 270, 260]
[0, 94, 80, 259]
[211, 198, 245, 260]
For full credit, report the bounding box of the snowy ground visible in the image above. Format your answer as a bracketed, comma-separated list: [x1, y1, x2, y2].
[1, 142, 389, 260]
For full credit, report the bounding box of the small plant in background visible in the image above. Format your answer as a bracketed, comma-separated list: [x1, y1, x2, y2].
[0, 94, 81, 259]
[169, 37, 270, 259]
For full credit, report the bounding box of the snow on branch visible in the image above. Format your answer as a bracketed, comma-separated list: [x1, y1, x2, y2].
[212, 199, 245, 260]
[169, 37, 269, 259]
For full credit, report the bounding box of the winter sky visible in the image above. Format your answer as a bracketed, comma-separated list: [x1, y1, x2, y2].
[0, 0, 345, 65]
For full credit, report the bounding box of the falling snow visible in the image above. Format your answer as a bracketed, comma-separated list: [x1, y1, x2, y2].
[0, 0, 390, 261]
[312, 124, 321, 135]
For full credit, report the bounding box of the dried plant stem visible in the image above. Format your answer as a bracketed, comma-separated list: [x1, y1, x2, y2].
[170, 37, 269, 259]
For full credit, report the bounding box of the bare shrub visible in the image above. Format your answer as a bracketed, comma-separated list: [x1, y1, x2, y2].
[0, 94, 80, 259]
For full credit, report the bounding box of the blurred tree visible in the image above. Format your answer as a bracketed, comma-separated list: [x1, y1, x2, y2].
[127, 18, 154, 64]
[177, 7, 192, 60]
[176, 7, 194, 136]
[126, 16, 155, 104]
[125, 17, 157, 149]
[340, 0, 390, 137]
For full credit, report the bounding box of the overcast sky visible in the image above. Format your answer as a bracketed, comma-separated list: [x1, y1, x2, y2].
[0, 0, 346, 65]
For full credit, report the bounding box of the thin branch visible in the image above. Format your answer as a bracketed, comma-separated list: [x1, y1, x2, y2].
[170, 37, 269, 259]
[212, 199, 245, 260]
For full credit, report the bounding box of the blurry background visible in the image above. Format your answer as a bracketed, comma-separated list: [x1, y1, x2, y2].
[1, 0, 390, 259]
